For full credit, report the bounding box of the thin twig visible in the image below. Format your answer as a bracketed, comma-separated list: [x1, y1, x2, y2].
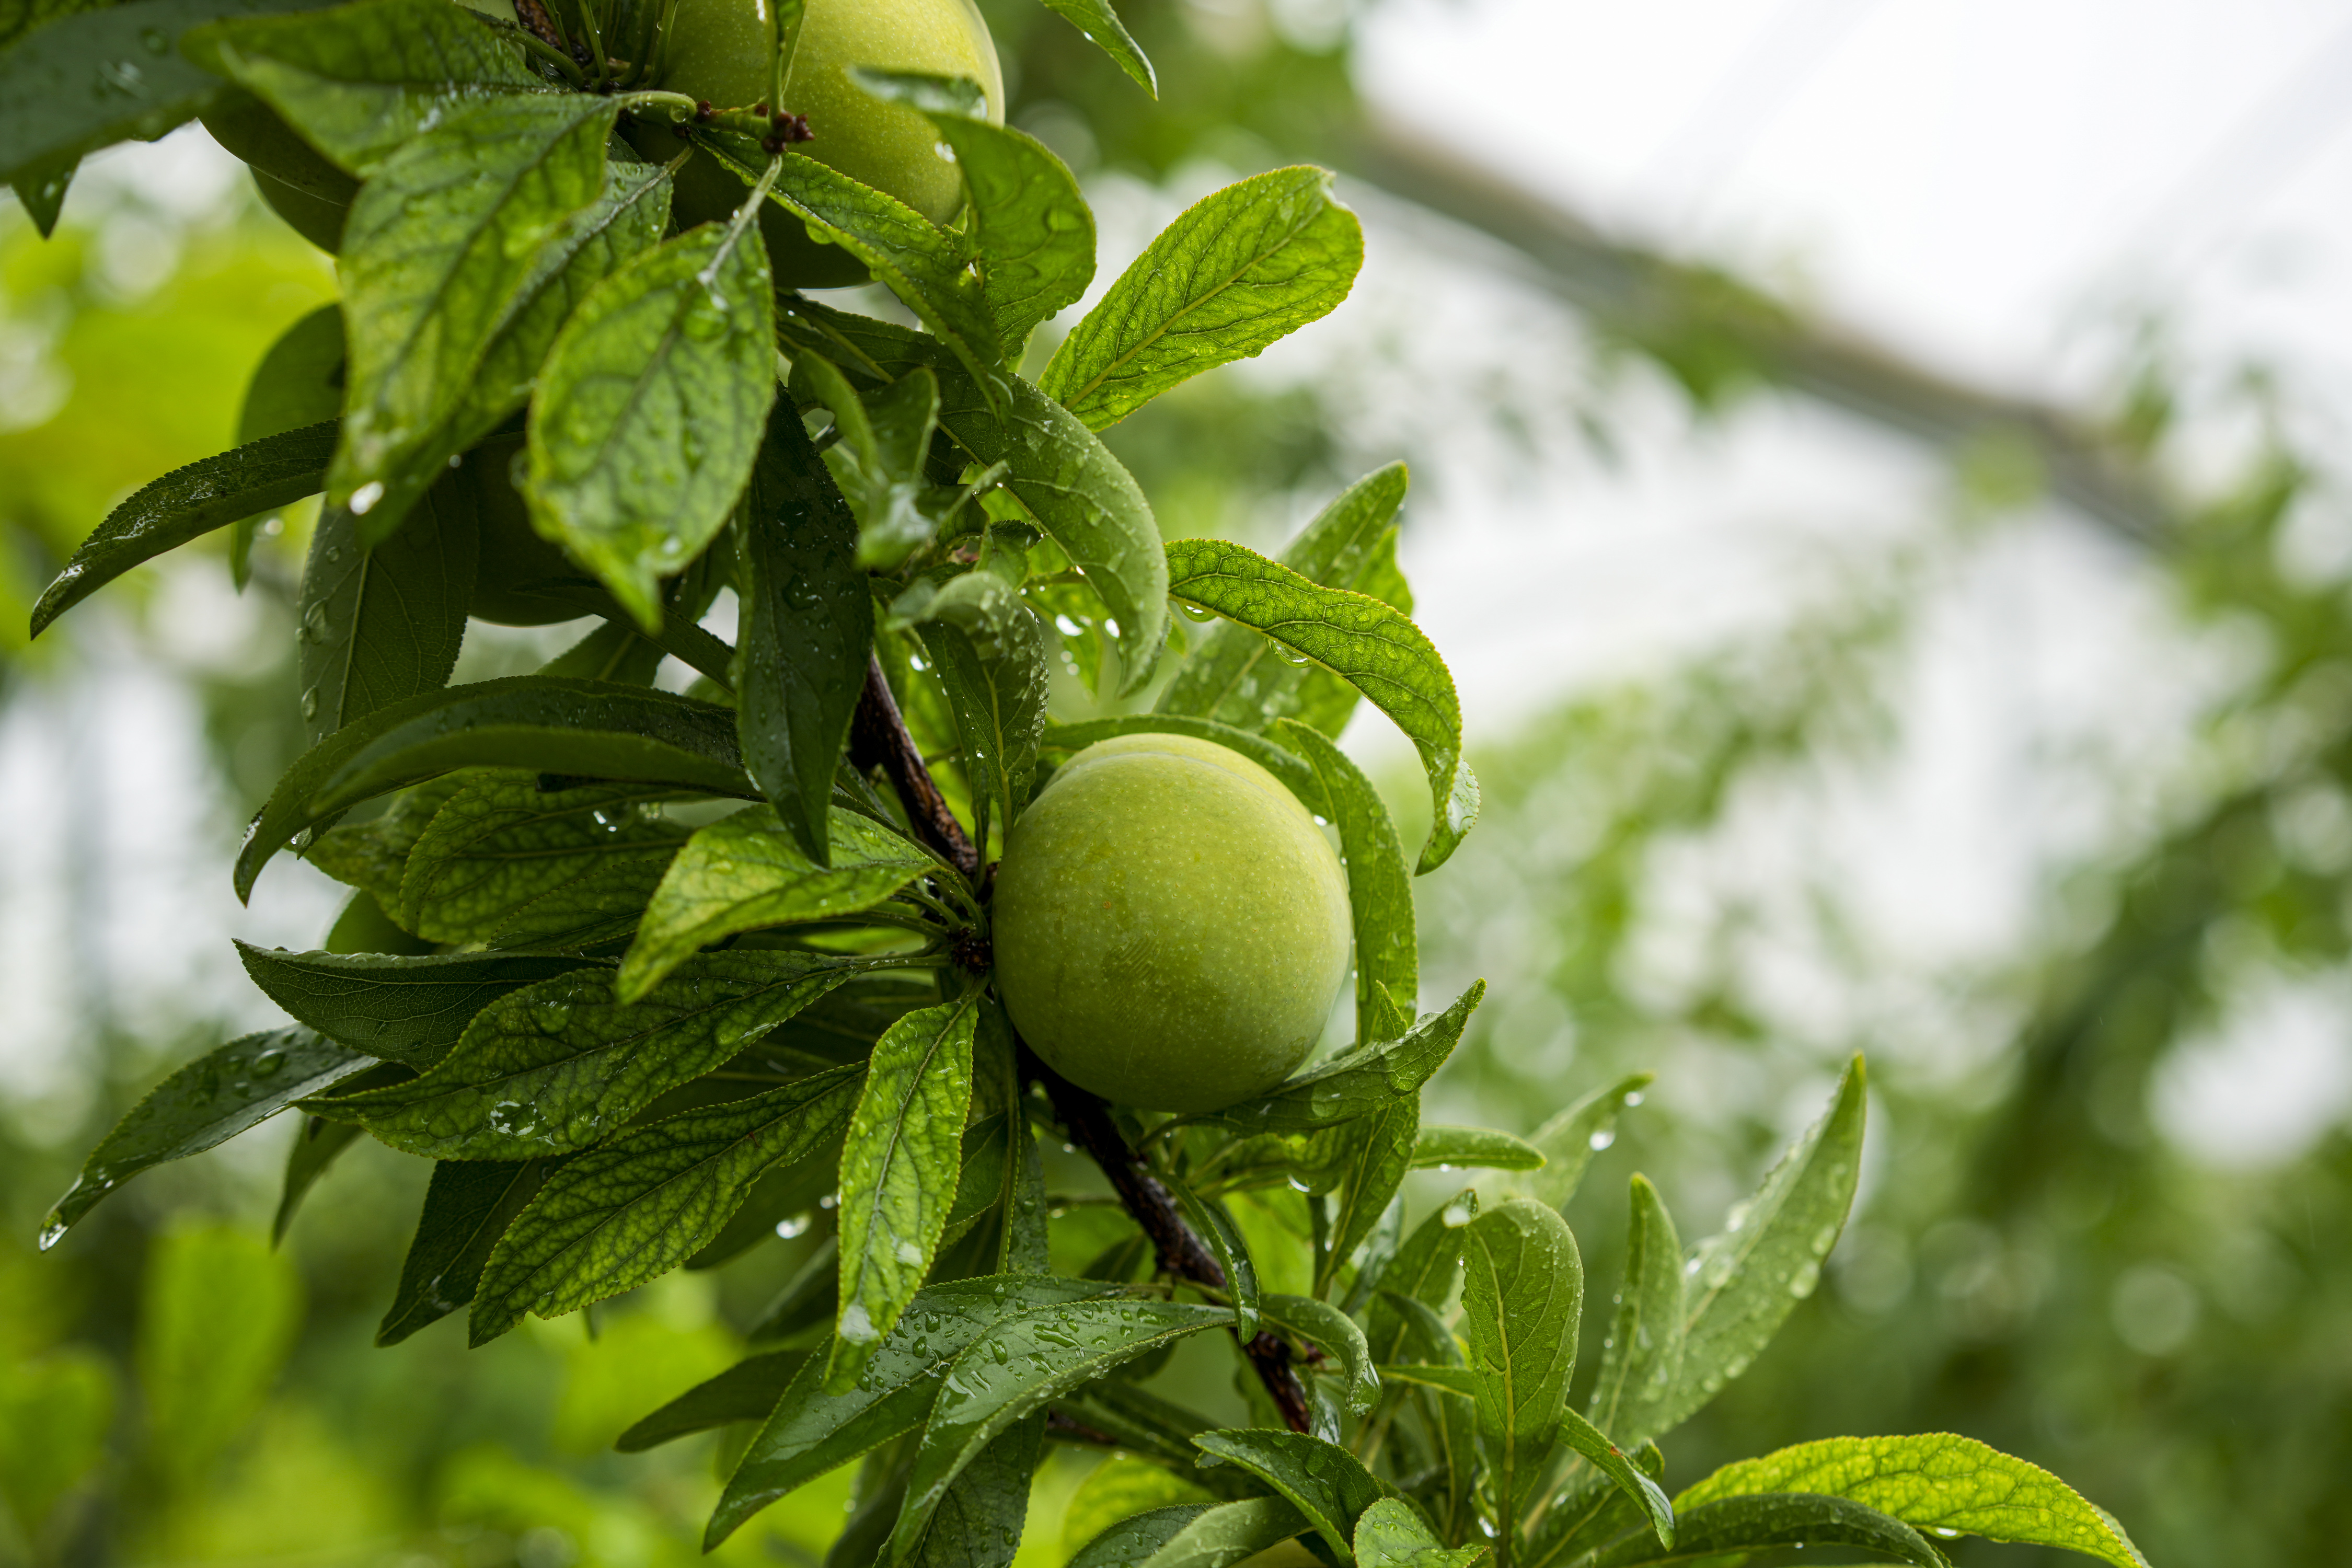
[1030, 1054, 1315, 1435]
[850, 653, 980, 882]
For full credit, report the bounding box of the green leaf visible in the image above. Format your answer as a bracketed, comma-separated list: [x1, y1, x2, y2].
[295, 485, 475, 743]
[324, 951, 850, 1160]
[1039, 716, 1327, 816]
[134, 1226, 301, 1489]
[29, 421, 337, 637]
[774, 298, 1170, 695]
[791, 351, 944, 568]
[910, 1410, 1045, 1568]
[1661, 1056, 1865, 1438]
[1353, 1497, 1488, 1568]
[299, 773, 464, 910]
[711, 1276, 1121, 1546]
[618, 806, 931, 1001]
[829, 991, 984, 1390]
[1158, 462, 1409, 733]
[1040, 167, 1360, 431]
[1258, 1293, 1377, 1414]
[234, 942, 604, 1068]
[1191, 1428, 1382, 1560]
[0, 0, 322, 188]
[329, 93, 618, 539]
[1196, 980, 1484, 1136]
[1676, 1433, 2149, 1567]
[235, 676, 752, 902]
[1503, 1074, 1653, 1215]
[1274, 719, 1415, 1039]
[700, 131, 1006, 401]
[1375, 1361, 1479, 1398]
[914, 610, 1050, 855]
[855, 73, 1093, 355]
[234, 302, 344, 583]
[1319, 1097, 1417, 1299]
[1583, 1175, 1685, 1454]
[41, 1028, 372, 1245]
[1167, 1174, 1259, 1339]
[1166, 538, 1475, 873]
[1585, 1494, 1945, 1568]
[738, 402, 873, 864]
[448, 153, 674, 449]
[885, 1297, 1236, 1564]
[186, 0, 544, 176]
[1549, 1405, 1675, 1553]
[1522, 1442, 1664, 1568]
[1411, 1126, 1544, 1173]
[1032, 0, 1155, 95]
[376, 1156, 555, 1346]
[616, 1350, 805, 1452]
[1065, 1505, 1212, 1568]
[1459, 1197, 1583, 1523]
[1379, 1290, 1479, 1540]
[1362, 1187, 1475, 1362]
[397, 770, 689, 950]
[9, 147, 73, 237]
[525, 208, 777, 630]
[270, 1109, 362, 1242]
[470, 1063, 862, 1343]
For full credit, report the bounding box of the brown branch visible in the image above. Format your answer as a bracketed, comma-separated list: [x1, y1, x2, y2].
[849, 653, 980, 881]
[1031, 1054, 1315, 1436]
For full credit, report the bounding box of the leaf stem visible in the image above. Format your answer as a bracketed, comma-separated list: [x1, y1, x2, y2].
[850, 653, 982, 882]
[513, 29, 589, 85]
[1029, 1052, 1314, 1435]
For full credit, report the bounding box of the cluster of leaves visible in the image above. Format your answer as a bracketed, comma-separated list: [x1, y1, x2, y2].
[5, 0, 2154, 1563]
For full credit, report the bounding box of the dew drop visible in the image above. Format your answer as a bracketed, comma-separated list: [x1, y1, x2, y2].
[1588, 1127, 1616, 1152]
[349, 481, 384, 514]
[1178, 602, 1215, 622]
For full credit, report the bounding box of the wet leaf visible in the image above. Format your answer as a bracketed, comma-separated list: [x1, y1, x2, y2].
[321, 951, 850, 1160]
[616, 1350, 806, 1452]
[234, 942, 604, 1068]
[618, 805, 931, 1001]
[376, 1156, 555, 1345]
[1318, 1096, 1417, 1299]
[236, 676, 752, 902]
[1192, 981, 1483, 1136]
[1353, 1497, 1488, 1568]
[1032, 0, 1154, 96]
[1166, 537, 1474, 872]
[471, 1064, 862, 1342]
[396, 770, 688, 950]
[829, 992, 984, 1391]
[1502, 1073, 1653, 1215]
[1363, 1186, 1475, 1364]
[1583, 1175, 1685, 1454]
[295, 484, 474, 743]
[1258, 1293, 1377, 1414]
[915, 610, 1049, 855]
[1040, 167, 1359, 431]
[185, 0, 543, 175]
[1460, 1198, 1583, 1520]
[526, 209, 775, 630]
[1583, 1493, 1945, 1568]
[1410, 1126, 1544, 1173]
[1191, 1427, 1383, 1560]
[42, 1028, 373, 1244]
[30, 421, 337, 637]
[1276, 719, 1414, 1039]
[270, 1110, 363, 1243]
[737, 402, 873, 864]
[1677, 1433, 2148, 1567]
[1167, 1172, 1259, 1339]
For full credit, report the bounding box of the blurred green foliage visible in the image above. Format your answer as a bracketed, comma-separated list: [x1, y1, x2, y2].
[4, 3, 2349, 1566]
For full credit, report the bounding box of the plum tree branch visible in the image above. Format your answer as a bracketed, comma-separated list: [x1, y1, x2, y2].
[1030, 1054, 1316, 1436]
[850, 652, 981, 882]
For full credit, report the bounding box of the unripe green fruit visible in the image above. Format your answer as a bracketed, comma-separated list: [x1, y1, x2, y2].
[992, 734, 1353, 1115]
[457, 434, 592, 626]
[624, 0, 1002, 289]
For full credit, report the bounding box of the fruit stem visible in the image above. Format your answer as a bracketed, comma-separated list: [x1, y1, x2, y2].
[1029, 1054, 1315, 1436]
[849, 653, 982, 882]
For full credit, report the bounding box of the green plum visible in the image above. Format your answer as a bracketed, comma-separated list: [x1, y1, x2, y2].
[625, 0, 1003, 287]
[991, 733, 1353, 1114]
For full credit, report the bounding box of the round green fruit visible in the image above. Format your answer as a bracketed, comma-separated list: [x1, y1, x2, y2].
[991, 733, 1353, 1115]
[625, 0, 1003, 288]
[456, 434, 593, 626]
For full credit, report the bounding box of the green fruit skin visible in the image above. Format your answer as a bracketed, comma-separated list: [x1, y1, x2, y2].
[993, 734, 1353, 1115]
[624, 0, 1003, 289]
[459, 434, 593, 626]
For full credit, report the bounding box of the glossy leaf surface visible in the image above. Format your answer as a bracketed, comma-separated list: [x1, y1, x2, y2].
[295, 487, 474, 742]
[234, 943, 604, 1068]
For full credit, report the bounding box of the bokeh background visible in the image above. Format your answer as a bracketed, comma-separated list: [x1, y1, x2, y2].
[5, 0, 2350, 1563]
